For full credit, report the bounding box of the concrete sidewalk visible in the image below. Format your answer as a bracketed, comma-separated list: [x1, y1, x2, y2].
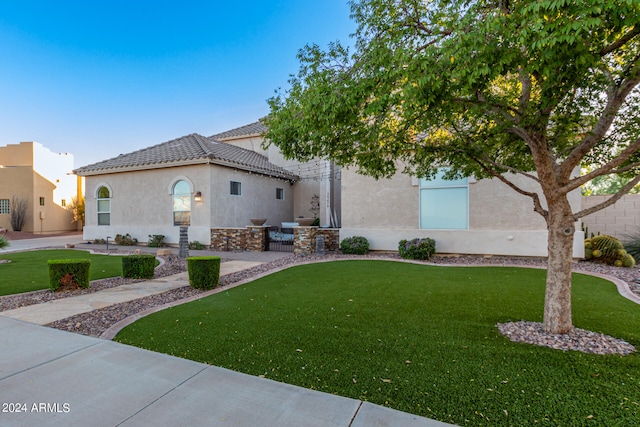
[0, 316, 452, 427]
[0, 238, 453, 426]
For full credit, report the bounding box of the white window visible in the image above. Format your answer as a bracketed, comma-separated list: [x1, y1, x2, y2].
[97, 186, 111, 226]
[419, 169, 468, 229]
[0, 199, 9, 214]
[276, 188, 284, 200]
[172, 180, 191, 226]
[230, 181, 242, 196]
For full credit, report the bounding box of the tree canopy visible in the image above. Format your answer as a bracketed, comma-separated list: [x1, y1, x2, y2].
[265, 0, 640, 334]
[267, 0, 640, 212]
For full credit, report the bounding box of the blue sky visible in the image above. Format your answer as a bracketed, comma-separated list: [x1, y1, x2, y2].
[0, 1, 355, 168]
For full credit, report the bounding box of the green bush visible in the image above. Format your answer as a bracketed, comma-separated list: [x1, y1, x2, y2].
[188, 240, 206, 250]
[122, 254, 156, 279]
[398, 238, 436, 260]
[340, 236, 370, 255]
[0, 235, 9, 249]
[48, 259, 91, 291]
[311, 217, 320, 226]
[93, 238, 106, 244]
[187, 256, 221, 290]
[622, 228, 640, 262]
[147, 234, 165, 248]
[115, 233, 138, 246]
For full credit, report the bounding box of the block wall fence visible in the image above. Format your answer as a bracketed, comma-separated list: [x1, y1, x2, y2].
[581, 194, 640, 239]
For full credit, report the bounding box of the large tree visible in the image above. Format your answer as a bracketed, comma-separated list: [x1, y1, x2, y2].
[265, 0, 640, 334]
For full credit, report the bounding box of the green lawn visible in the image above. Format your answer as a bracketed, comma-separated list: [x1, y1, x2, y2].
[115, 260, 640, 426]
[0, 249, 124, 295]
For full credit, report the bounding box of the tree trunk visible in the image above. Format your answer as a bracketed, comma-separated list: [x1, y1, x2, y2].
[543, 197, 576, 334]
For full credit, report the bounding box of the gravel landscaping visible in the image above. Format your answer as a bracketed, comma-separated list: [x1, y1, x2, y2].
[2, 251, 639, 355]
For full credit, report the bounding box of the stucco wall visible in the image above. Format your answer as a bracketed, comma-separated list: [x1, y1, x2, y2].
[340, 167, 584, 257]
[0, 167, 33, 231]
[208, 167, 294, 228]
[0, 166, 75, 233]
[82, 164, 294, 245]
[581, 194, 640, 238]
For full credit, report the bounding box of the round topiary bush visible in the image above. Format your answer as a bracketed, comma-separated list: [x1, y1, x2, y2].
[340, 236, 370, 255]
[398, 238, 436, 260]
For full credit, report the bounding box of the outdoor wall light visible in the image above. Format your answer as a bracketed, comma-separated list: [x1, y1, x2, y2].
[194, 191, 202, 202]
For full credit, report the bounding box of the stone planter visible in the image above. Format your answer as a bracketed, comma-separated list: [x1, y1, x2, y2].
[297, 218, 315, 226]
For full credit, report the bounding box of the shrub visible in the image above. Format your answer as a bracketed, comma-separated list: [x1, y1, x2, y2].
[398, 238, 436, 260]
[622, 228, 640, 262]
[147, 234, 165, 248]
[311, 217, 320, 226]
[48, 259, 91, 291]
[0, 235, 9, 249]
[188, 240, 206, 250]
[122, 255, 156, 279]
[93, 238, 106, 244]
[584, 235, 635, 268]
[115, 233, 138, 246]
[187, 256, 221, 290]
[340, 236, 370, 255]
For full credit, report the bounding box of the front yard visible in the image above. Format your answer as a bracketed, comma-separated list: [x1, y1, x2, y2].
[0, 250, 123, 296]
[115, 260, 640, 426]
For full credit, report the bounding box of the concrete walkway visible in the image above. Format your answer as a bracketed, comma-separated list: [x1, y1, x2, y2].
[0, 236, 453, 426]
[0, 260, 262, 325]
[0, 316, 451, 427]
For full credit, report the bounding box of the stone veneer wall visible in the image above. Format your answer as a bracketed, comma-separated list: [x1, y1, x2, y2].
[211, 226, 339, 254]
[316, 228, 340, 252]
[294, 227, 340, 255]
[210, 227, 267, 251]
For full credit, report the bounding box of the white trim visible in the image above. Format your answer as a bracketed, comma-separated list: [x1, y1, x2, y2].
[167, 176, 195, 195]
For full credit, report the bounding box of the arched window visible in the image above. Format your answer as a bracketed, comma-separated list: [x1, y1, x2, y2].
[97, 186, 111, 226]
[172, 180, 191, 226]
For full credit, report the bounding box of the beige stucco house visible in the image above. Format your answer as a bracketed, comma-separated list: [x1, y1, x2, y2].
[210, 122, 341, 227]
[0, 141, 78, 233]
[74, 132, 301, 245]
[340, 166, 585, 257]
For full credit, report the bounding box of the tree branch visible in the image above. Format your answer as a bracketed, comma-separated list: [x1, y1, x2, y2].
[471, 155, 548, 219]
[559, 71, 640, 177]
[561, 137, 640, 193]
[599, 25, 640, 57]
[574, 174, 640, 219]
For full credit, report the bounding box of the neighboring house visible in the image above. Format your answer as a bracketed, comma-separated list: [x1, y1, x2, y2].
[0, 141, 78, 233]
[339, 167, 585, 258]
[210, 122, 341, 227]
[74, 133, 299, 245]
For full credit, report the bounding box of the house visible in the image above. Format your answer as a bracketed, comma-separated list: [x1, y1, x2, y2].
[74, 133, 300, 245]
[210, 122, 341, 227]
[339, 166, 585, 258]
[0, 141, 78, 234]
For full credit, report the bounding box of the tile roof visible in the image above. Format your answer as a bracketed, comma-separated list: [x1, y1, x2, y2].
[73, 133, 298, 181]
[209, 121, 267, 140]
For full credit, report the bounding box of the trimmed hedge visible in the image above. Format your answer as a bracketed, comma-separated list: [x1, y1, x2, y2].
[187, 256, 221, 290]
[48, 259, 91, 291]
[122, 254, 156, 279]
[398, 238, 436, 260]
